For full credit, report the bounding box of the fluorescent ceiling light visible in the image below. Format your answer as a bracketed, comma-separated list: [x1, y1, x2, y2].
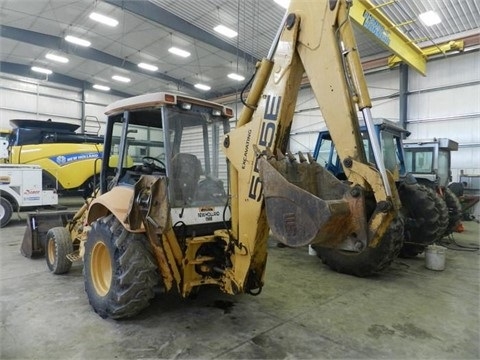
[65, 35, 91, 47]
[112, 75, 131, 83]
[138, 62, 158, 71]
[89, 12, 118, 27]
[93, 84, 110, 91]
[45, 53, 69, 63]
[168, 47, 191, 58]
[273, 0, 290, 9]
[419, 10, 441, 26]
[228, 73, 245, 81]
[31, 66, 52, 75]
[214, 25, 237, 38]
[194, 83, 211, 91]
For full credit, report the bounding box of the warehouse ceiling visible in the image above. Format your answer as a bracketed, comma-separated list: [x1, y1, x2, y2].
[1, 0, 479, 100]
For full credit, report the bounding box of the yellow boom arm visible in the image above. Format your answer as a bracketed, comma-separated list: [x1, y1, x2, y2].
[223, 0, 403, 290]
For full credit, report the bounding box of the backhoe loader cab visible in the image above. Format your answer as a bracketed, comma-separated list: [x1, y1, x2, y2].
[97, 93, 233, 232]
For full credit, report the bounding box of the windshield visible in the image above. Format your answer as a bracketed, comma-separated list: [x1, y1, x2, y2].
[110, 121, 165, 170]
[103, 105, 230, 209]
[164, 106, 230, 208]
[405, 148, 434, 174]
[380, 131, 400, 174]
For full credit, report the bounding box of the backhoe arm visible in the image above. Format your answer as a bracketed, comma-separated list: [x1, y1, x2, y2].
[290, 0, 399, 239]
[223, 0, 403, 289]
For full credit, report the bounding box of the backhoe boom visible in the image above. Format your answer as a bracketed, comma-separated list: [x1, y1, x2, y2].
[224, 0, 403, 282]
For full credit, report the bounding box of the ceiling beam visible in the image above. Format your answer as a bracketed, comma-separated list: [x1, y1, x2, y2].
[0, 25, 205, 95]
[0, 61, 133, 98]
[103, 0, 259, 64]
[350, 0, 427, 76]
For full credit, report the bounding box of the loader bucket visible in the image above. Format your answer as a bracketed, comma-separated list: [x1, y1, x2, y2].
[20, 210, 75, 258]
[257, 154, 367, 249]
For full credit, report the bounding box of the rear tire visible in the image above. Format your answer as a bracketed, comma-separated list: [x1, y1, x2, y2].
[312, 216, 404, 277]
[46, 227, 73, 274]
[0, 197, 13, 228]
[83, 215, 159, 319]
[444, 188, 462, 234]
[433, 194, 449, 241]
[398, 184, 440, 258]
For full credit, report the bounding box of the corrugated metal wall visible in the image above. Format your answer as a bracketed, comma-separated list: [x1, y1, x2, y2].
[0, 74, 122, 134]
[407, 51, 480, 182]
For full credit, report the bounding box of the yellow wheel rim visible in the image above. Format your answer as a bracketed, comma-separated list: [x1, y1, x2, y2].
[91, 241, 112, 296]
[47, 238, 55, 264]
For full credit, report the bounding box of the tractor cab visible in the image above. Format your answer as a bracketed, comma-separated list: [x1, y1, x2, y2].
[403, 138, 458, 188]
[313, 118, 409, 180]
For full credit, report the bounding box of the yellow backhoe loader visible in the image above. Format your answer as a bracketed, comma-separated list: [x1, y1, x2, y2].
[22, 0, 405, 319]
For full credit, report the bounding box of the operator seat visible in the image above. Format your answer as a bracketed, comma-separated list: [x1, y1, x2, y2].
[171, 153, 202, 205]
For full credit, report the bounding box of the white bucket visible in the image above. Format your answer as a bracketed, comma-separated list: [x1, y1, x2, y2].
[425, 245, 447, 271]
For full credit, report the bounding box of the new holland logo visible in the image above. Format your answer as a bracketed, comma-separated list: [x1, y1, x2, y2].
[51, 152, 101, 166]
[198, 207, 220, 221]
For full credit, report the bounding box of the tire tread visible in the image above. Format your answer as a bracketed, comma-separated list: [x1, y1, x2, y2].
[84, 217, 159, 319]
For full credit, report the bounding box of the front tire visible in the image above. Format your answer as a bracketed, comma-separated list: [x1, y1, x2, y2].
[83, 215, 159, 319]
[312, 216, 404, 277]
[0, 197, 13, 228]
[46, 227, 73, 274]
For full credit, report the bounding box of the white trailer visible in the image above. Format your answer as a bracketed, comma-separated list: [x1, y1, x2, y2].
[0, 139, 8, 161]
[0, 164, 58, 227]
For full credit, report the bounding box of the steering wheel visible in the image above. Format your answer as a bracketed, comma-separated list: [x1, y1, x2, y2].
[142, 156, 166, 172]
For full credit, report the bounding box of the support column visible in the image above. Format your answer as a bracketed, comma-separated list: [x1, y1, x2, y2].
[399, 63, 409, 131]
[81, 82, 86, 133]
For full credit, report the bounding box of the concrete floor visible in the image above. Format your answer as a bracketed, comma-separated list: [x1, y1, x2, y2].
[1, 199, 479, 360]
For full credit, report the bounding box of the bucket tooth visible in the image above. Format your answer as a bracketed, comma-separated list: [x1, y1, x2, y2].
[287, 151, 297, 163]
[307, 153, 315, 164]
[265, 147, 274, 159]
[275, 148, 286, 160]
[298, 151, 307, 163]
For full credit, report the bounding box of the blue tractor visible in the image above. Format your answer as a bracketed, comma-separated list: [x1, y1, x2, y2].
[311, 119, 449, 263]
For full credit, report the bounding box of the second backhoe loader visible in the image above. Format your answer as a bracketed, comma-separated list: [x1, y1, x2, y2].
[26, 0, 405, 319]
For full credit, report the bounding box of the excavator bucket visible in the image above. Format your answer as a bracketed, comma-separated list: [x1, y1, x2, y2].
[257, 152, 368, 249]
[20, 210, 75, 258]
